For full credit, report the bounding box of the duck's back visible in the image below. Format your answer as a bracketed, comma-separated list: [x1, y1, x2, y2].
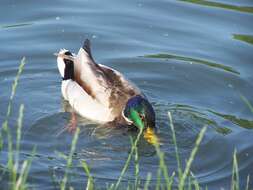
[72, 40, 141, 121]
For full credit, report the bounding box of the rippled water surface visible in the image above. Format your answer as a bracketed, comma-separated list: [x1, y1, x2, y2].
[1, 0, 253, 189]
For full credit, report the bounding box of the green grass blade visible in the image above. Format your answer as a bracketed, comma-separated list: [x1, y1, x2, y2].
[133, 137, 140, 189]
[114, 128, 143, 190]
[15, 160, 28, 190]
[240, 95, 253, 113]
[2, 57, 26, 131]
[154, 148, 171, 190]
[190, 172, 200, 190]
[1, 59, 26, 188]
[13, 143, 36, 190]
[60, 128, 80, 190]
[144, 172, 152, 190]
[155, 167, 162, 190]
[179, 126, 207, 190]
[245, 175, 250, 190]
[14, 104, 24, 171]
[168, 172, 175, 189]
[231, 150, 239, 190]
[0, 58, 26, 189]
[20, 147, 36, 190]
[168, 112, 182, 180]
[187, 177, 192, 190]
[0, 133, 2, 151]
[81, 160, 94, 190]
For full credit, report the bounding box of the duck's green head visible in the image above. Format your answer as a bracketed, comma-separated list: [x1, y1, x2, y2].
[123, 95, 156, 130]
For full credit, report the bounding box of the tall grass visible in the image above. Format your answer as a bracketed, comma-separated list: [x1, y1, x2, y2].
[0, 58, 251, 189]
[60, 127, 80, 190]
[81, 160, 94, 190]
[232, 150, 239, 190]
[0, 58, 35, 190]
[113, 127, 144, 190]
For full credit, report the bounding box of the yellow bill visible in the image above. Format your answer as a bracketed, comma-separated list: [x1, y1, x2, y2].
[144, 127, 160, 145]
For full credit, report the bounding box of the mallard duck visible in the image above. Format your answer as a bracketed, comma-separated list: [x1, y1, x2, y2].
[56, 39, 155, 132]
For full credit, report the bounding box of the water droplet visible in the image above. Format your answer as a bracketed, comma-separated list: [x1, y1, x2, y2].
[228, 83, 233, 88]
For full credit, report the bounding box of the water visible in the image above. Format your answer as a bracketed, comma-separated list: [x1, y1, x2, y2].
[1, 0, 253, 189]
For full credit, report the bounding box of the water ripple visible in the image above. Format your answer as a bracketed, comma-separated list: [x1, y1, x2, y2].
[143, 53, 240, 75]
[180, 0, 253, 14]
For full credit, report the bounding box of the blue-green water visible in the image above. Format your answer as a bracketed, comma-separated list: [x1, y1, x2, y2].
[1, 0, 253, 189]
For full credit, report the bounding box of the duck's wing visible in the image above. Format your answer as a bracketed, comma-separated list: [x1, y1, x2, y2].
[98, 63, 142, 117]
[74, 39, 141, 112]
[73, 39, 111, 106]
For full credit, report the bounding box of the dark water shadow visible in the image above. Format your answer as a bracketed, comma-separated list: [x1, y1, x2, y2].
[208, 110, 253, 129]
[168, 103, 253, 132]
[179, 0, 253, 14]
[143, 53, 240, 75]
[1, 23, 33, 29]
[167, 104, 232, 135]
[233, 34, 253, 45]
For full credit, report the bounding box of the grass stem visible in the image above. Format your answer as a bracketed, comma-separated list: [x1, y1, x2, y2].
[178, 126, 207, 190]
[114, 128, 143, 190]
[60, 128, 80, 190]
[168, 112, 182, 180]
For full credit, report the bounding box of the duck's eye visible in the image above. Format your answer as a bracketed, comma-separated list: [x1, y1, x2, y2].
[139, 114, 145, 121]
